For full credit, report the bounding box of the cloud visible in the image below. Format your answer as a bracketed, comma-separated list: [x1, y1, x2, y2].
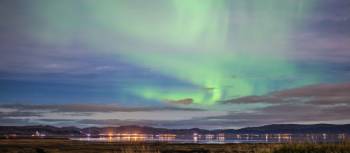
[1, 81, 350, 129]
[207, 104, 350, 126]
[286, 0, 350, 64]
[0, 103, 203, 113]
[1, 82, 350, 129]
[292, 32, 350, 63]
[310, 0, 350, 36]
[166, 98, 193, 105]
[224, 82, 350, 106]
[214, 82, 350, 126]
[0, 103, 228, 128]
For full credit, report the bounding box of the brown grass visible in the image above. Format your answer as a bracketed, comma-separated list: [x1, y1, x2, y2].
[0, 139, 349, 153]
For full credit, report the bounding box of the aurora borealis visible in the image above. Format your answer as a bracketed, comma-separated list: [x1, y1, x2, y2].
[27, 0, 316, 105]
[1, 0, 350, 128]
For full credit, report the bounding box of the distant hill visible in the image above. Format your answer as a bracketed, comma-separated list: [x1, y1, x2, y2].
[224, 124, 350, 134]
[1, 124, 350, 136]
[0, 125, 81, 136]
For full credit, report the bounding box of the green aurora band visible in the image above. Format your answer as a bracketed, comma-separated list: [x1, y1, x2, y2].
[31, 0, 318, 105]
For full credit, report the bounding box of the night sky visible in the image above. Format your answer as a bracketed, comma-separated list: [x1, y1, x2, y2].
[1, 0, 350, 129]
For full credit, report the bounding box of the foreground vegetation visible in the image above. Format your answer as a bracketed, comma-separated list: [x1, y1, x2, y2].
[0, 139, 349, 153]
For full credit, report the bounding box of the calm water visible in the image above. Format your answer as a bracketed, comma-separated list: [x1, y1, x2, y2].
[71, 133, 348, 144]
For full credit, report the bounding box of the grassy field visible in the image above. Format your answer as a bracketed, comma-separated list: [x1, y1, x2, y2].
[0, 139, 350, 153]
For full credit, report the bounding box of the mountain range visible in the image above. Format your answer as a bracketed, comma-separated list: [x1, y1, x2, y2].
[1, 124, 350, 136]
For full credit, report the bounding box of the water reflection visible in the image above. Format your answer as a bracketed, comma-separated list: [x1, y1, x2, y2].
[72, 133, 349, 144]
